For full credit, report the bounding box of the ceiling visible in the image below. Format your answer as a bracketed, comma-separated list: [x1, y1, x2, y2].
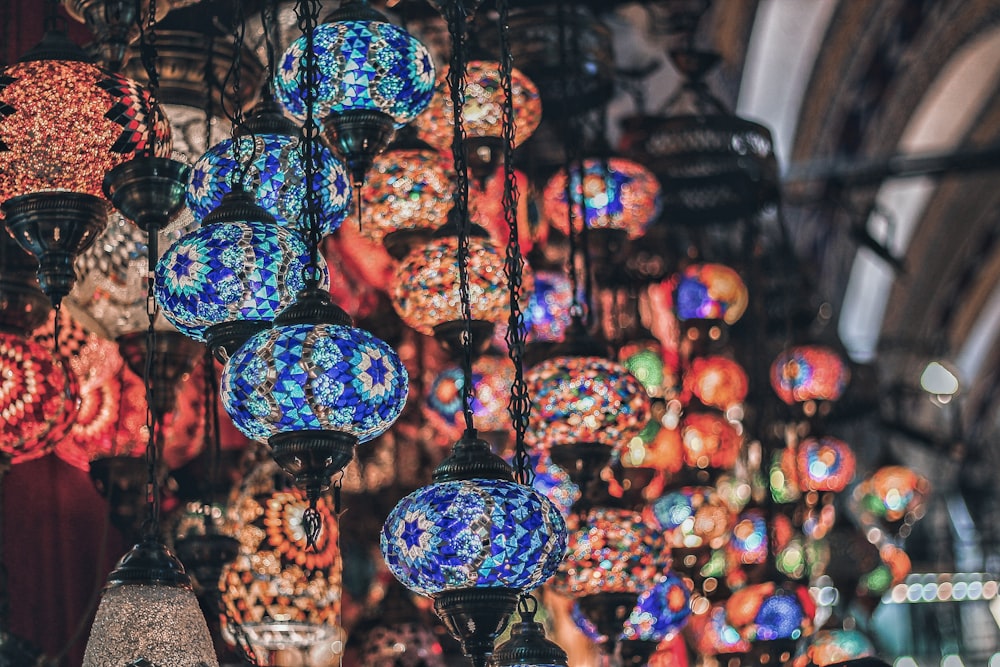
[3, 0, 1000, 665]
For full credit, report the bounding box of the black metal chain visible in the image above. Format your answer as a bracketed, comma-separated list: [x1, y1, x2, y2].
[444, 1, 477, 436]
[297, 0, 324, 288]
[225, 0, 249, 183]
[497, 0, 532, 486]
[142, 231, 161, 539]
[262, 0, 278, 92]
[134, 0, 159, 157]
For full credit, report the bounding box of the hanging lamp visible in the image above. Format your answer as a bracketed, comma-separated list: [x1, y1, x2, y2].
[0, 26, 171, 306]
[187, 95, 352, 235]
[492, 597, 569, 667]
[274, 0, 436, 185]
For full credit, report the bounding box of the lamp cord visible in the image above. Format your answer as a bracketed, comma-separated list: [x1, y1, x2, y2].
[444, 1, 476, 437]
[497, 0, 531, 487]
[297, 0, 324, 289]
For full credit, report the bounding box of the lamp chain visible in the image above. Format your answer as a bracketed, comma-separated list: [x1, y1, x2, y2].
[262, 0, 279, 93]
[444, 0, 477, 436]
[142, 231, 161, 538]
[296, 0, 324, 290]
[225, 0, 249, 183]
[135, 0, 159, 158]
[497, 0, 532, 487]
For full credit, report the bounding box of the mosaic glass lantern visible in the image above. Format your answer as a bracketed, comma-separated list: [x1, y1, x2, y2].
[647, 486, 735, 551]
[622, 572, 693, 642]
[156, 192, 326, 359]
[856, 465, 929, 526]
[551, 507, 669, 599]
[528, 454, 580, 518]
[221, 459, 343, 655]
[221, 290, 409, 492]
[679, 412, 743, 471]
[414, 60, 541, 179]
[796, 436, 856, 493]
[358, 621, 445, 667]
[187, 99, 352, 235]
[391, 231, 510, 348]
[274, 3, 436, 183]
[0, 33, 171, 304]
[526, 271, 574, 344]
[525, 356, 651, 453]
[493, 604, 568, 667]
[381, 435, 567, 664]
[685, 604, 750, 658]
[683, 355, 748, 410]
[728, 508, 768, 567]
[0, 40, 170, 205]
[770, 446, 802, 505]
[0, 331, 77, 464]
[770, 345, 850, 405]
[619, 339, 670, 399]
[424, 354, 513, 439]
[543, 158, 662, 240]
[793, 629, 876, 667]
[674, 264, 748, 325]
[359, 135, 453, 255]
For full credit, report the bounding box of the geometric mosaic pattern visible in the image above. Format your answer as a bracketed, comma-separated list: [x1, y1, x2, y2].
[380, 478, 567, 597]
[525, 355, 651, 452]
[0, 59, 170, 202]
[275, 20, 435, 126]
[769, 345, 849, 405]
[359, 147, 453, 245]
[221, 322, 408, 444]
[674, 263, 748, 325]
[543, 158, 661, 240]
[187, 134, 351, 235]
[155, 220, 323, 342]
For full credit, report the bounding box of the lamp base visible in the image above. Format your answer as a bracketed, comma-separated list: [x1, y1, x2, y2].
[1, 191, 109, 307]
[322, 109, 396, 186]
[577, 591, 639, 653]
[432, 319, 495, 360]
[432, 587, 519, 667]
[103, 156, 191, 232]
[205, 319, 270, 363]
[268, 430, 358, 496]
[117, 331, 203, 417]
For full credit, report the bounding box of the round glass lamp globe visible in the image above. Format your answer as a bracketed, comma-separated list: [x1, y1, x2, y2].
[274, 20, 435, 126]
[770, 345, 849, 405]
[187, 134, 352, 234]
[155, 219, 327, 342]
[0, 59, 171, 203]
[380, 477, 567, 597]
[221, 322, 408, 443]
[543, 157, 662, 239]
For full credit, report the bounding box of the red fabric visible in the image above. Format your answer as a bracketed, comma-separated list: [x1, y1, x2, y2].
[4, 454, 126, 667]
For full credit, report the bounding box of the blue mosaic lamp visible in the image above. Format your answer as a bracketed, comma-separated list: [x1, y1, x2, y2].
[273, 0, 436, 185]
[221, 285, 408, 504]
[381, 434, 568, 667]
[155, 189, 324, 361]
[619, 572, 692, 666]
[186, 97, 352, 235]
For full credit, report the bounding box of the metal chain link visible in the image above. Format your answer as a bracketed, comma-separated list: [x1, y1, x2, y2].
[444, 2, 477, 436]
[142, 231, 161, 538]
[226, 0, 249, 183]
[497, 0, 532, 486]
[555, 0, 583, 322]
[135, 0, 159, 157]
[296, 0, 324, 287]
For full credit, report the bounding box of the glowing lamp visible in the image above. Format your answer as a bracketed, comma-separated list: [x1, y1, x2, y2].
[550, 507, 669, 599]
[0, 331, 77, 464]
[770, 345, 849, 405]
[619, 339, 669, 399]
[647, 486, 735, 551]
[415, 60, 541, 180]
[187, 99, 352, 235]
[622, 572, 693, 642]
[856, 465, 929, 525]
[391, 230, 510, 351]
[526, 271, 574, 344]
[794, 629, 876, 667]
[797, 436, 856, 492]
[274, 4, 436, 183]
[726, 583, 812, 643]
[683, 355, 748, 410]
[674, 264, 747, 324]
[679, 412, 742, 471]
[221, 460, 343, 655]
[543, 158, 662, 240]
[728, 509, 768, 566]
[685, 605, 750, 657]
[770, 446, 801, 504]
